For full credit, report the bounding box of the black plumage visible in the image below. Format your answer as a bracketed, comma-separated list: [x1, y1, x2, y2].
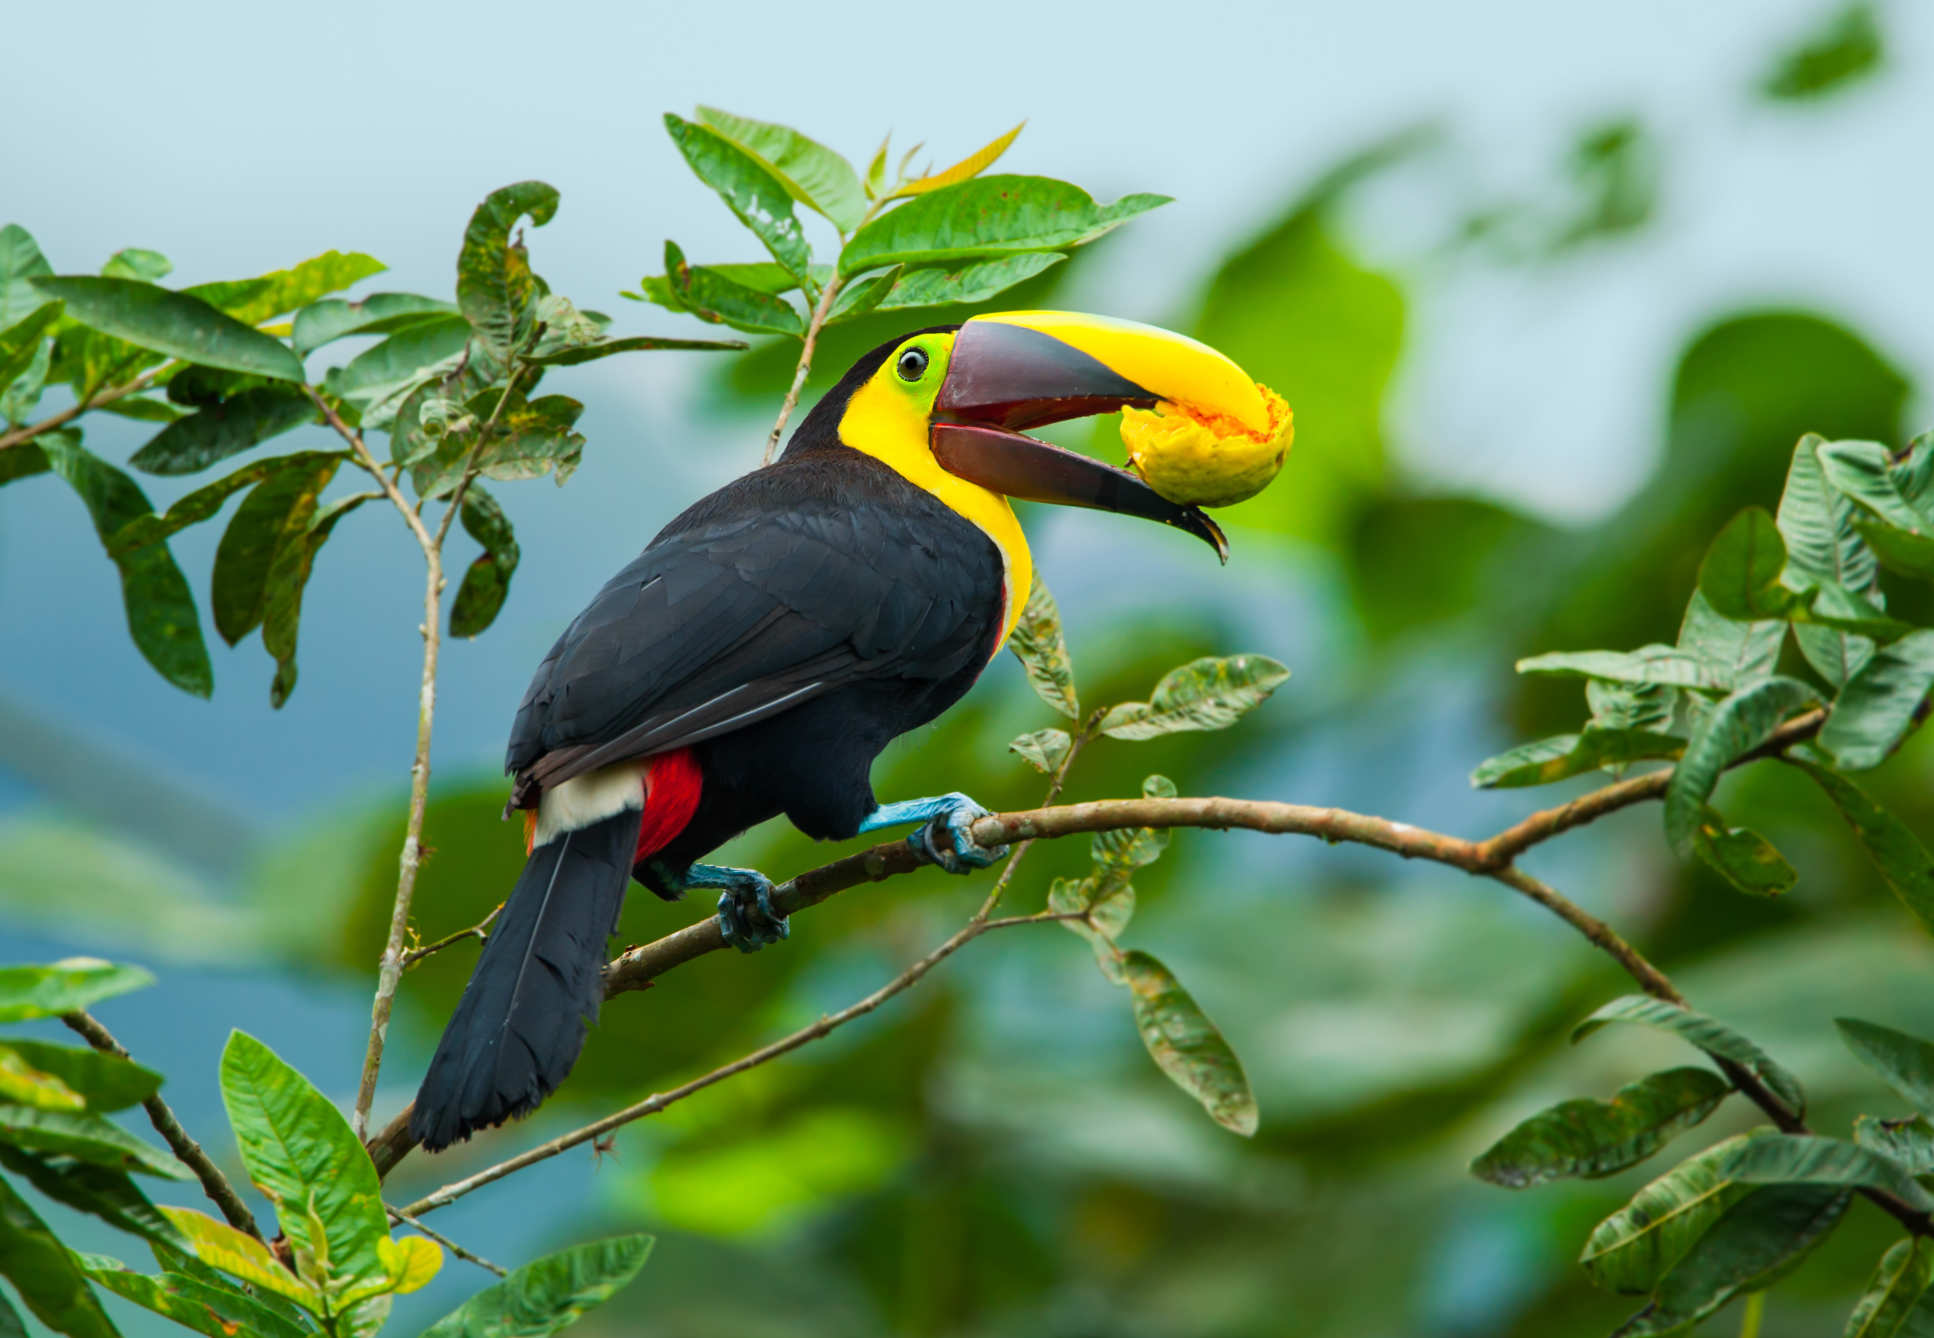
[411, 808, 635, 1150]
[412, 335, 1007, 1149]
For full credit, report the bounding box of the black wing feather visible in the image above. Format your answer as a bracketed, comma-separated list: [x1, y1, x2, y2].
[507, 450, 1001, 795]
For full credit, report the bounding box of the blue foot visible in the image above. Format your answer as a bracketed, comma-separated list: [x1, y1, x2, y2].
[858, 792, 1009, 875]
[682, 863, 788, 953]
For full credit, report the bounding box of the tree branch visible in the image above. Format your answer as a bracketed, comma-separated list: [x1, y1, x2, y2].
[385, 1203, 504, 1276]
[60, 1011, 263, 1242]
[370, 704, 1877, 1225]
[759, 273, 844, 466]
[0, 367, 167, 454]
[308, 387, 450, 1141]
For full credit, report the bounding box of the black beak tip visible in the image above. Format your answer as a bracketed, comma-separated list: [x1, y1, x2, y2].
[1186, 508, 1230, 565]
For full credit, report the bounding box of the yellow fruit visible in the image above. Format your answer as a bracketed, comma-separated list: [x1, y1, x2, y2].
[1120, 384, 1293, 508]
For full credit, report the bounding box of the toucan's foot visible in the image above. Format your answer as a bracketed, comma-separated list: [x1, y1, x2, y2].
[683, 864, 788, 953]
[858, 792, 1008, 874]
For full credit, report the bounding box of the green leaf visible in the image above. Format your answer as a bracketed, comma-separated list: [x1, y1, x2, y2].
[892, 122, 1026, 198]
[1690, 810, 1797, 897]
[661, 241, 804, 337]
[1574, 995, 1805, 1117]
[1820, 630, 1934, 770]
[1617, 1184, 1850, 1336]
[1781, 433, 1883, 685]
[1828, 436, 1934, 517]
[39, 435, 213, 697]
[0, 302, 61, 393]
[1049, 872, 1134, 981]
[664, 114, 813, 287]
[457, 181, 559, 361]
[1, 323, 53, 425]
[0, 224, 54, 330]
[1470, 728, 1682, 789]
[30, 276, 303, 381]
[0, 1107, 188, 1179]
[1663, 675, 1817, 857]
[1098, 654, 1290, 740]
[332, 314, 473, 427]
[1698, 507, 1796, 619]
[839, 175, 1169, 276]
[81, 1260, 315, 1338]
[291, 292, 458, 359]
[159, 1207, 323, 1313]
[1725, 1133, 1934, 1208]
[1007, 727, 1070, 774]
[417, 1234, 653, 1338]
[1762, 2, 1883, 101]
[1007, 574, 1078, 720]
[1472, 1068, 1730, 1189]
[1855, 1116, 1934, 1175]
[856, 253, 1066, 315]
[864, 135, 890, 201]
[694, 107, 866, 233]
[1835, 1018, 1934, 1118]
[1858, 519, 1934, 583]
[1844, 1238, 1932, 1338]
[96, 396, 180, 425]
[1677, 591, 1785, 691]
[0, 1145, 183, 1248]
[823, 266, 900, 322]
[262, 491, 366, 708]
[0, 1040, 159, 1112]
[0, 960, 152, 1021]
[1120, 950, 1258, 1136]
[0, 1047, 82, 1111]
[1790, 758, 1934, 933]
[185, 250, 385, 328]
[0, 444, 47, 486]
[107, 451, 341, 557]
[218, 1031, 389, 1294]
[1580, 1132, 1768, 1294]
[523, 333, 745, 367]
[0, 1177, 119, 1338]
[418, 390, 585, 498]
[210, 456, 339, 645]
[1519, 644, 1731, 694]
[1589, 678, 1679, 734]
[449, 485, 519, 638]
[128, 385, 314, 475]
[100, 250, 170, 283]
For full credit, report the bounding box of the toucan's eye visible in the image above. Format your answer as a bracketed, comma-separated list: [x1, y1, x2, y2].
[896, 346, 929, 382]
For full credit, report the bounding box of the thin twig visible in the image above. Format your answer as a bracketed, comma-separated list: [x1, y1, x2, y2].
[60, 1011, 263, 1242]
[760, 274, 845, 466]
[309, 386, 448, 1141]
[0, 368, 166, 453]
[401, 905, 503, 969]
[385, 1203, 505, 1276]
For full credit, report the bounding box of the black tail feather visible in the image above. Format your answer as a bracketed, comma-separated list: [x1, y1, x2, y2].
[410, 809, 636, 1151]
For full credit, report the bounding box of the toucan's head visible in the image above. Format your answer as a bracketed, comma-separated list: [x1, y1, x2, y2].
[790, 311, 1260, 562]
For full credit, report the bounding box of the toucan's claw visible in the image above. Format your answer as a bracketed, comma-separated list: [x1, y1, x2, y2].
[693, 866, 787, 952]
[909, 795, 1009, 874]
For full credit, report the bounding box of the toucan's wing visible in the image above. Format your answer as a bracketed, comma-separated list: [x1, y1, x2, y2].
[507, 454, 1000, 795]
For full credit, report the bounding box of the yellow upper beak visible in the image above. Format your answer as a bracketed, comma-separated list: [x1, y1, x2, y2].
[967, 310, 1269, 434]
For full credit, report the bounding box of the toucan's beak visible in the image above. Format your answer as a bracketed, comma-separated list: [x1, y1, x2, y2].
[932, 312, 1251, 563]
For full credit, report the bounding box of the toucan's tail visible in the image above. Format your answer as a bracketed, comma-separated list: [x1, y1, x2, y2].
[410, 808, 636, 1152]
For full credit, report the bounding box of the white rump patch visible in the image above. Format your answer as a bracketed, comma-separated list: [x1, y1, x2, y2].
[533, 765, 645, 847]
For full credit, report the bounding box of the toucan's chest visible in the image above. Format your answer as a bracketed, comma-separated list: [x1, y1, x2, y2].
[834, 378, 1033, 648]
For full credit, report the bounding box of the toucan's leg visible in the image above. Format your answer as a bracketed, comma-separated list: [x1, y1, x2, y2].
[651, 862, 788, 953]
[857, 792, 1009, 875]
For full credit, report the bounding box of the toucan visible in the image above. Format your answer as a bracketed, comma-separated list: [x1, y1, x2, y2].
[410, 311, 1263, 1151]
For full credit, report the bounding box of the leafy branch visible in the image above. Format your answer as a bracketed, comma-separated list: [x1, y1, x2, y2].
[634, 109, 1161, 464]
